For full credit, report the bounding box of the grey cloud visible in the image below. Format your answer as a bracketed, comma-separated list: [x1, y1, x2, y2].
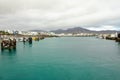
[0, 0, 120, 30]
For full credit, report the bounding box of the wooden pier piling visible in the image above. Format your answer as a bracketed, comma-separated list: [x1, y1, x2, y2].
[1, 38, 16, 51]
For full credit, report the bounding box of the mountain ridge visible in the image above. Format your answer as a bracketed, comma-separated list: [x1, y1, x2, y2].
[30, 27, 120, 34]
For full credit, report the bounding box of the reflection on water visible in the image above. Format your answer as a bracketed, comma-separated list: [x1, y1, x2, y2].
[0, 48, 17, 56]
[116, 42, 120, 48]
[23, 42, 32, 47]
[115, 42, 120, 55]
[117, 42, 120, 45]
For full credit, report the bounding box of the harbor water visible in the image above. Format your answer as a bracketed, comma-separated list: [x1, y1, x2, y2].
[0, 37, 120, 80]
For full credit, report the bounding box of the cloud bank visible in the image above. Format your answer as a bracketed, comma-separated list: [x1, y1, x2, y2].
[0, 0, 120, 30]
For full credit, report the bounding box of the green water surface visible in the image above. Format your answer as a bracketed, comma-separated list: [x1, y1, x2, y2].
[0, 37, 120, 80]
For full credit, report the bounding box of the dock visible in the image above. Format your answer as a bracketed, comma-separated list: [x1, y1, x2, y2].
[1, 38, 16, 51]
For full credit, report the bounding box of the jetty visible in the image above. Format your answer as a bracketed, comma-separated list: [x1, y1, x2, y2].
[115, 33, 120, 42]
[97, 33, 120, 42]
[105, 33, 120, 42]
[1, 38, 16, 51]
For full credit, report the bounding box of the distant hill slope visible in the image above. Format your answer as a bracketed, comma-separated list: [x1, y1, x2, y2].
[94, 30, 120, 34]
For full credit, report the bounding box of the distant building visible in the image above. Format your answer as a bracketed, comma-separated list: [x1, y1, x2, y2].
[110, 34, 117, 38]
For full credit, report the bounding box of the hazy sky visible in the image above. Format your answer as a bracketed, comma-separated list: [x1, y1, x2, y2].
[0, 0, 120, 31]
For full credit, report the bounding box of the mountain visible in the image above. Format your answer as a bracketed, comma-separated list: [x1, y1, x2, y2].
[51, 27, 120, 34]
[50, 27, 91, 34]
[30, 27, 120, 34]
[29, 30, 47, 32]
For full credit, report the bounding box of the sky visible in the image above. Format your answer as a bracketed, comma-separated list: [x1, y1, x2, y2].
[0, 0, 120, 31]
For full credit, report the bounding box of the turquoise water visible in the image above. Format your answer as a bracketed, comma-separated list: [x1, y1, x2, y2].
[0, 37, 120, 80]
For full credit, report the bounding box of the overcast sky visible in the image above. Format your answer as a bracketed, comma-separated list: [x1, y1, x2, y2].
[0, 0, 120, 31]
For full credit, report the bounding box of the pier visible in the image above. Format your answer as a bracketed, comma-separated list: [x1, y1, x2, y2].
[96, 33, 120, 42]
[1, 38, 16, 51]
